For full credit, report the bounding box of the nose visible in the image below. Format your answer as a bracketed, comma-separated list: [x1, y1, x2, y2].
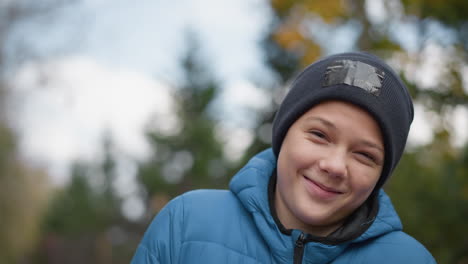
[318, 148, 348, 179]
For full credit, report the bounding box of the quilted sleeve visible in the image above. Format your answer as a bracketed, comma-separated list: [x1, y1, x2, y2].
[131, 195, 184, 264]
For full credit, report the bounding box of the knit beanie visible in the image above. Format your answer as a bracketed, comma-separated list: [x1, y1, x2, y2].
[272, 52, 414, 189]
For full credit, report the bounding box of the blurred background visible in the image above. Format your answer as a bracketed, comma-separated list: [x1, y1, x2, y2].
[0, 0, 467, 263]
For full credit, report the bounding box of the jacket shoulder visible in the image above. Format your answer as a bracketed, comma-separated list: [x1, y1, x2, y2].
[133, 189, 259, 263]
[178, 189, 254, 238]
[176, 190, 269, 262]
[180, 189, 246, 217]
[342, 231, 436, 263]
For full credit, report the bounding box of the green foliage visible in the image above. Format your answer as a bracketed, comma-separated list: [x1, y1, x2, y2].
[137, 40, 240, 216]
[262, 31, 301, 83]
[402, 0, 468, 27]
[35, 138, 136, 264]
[388, 140, 468, 263]
[44, 163, 119, 237]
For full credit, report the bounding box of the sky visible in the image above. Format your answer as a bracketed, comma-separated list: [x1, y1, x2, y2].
[5, 0, 468, 193]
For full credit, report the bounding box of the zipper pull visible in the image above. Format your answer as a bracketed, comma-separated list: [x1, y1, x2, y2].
[294, 233, 306, 264]
[295, 233, 306, 248]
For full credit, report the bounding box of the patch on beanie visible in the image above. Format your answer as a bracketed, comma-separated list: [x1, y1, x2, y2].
[323, 60, 385, 96]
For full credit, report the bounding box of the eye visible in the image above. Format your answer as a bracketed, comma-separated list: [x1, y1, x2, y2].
[355, 151, 381, 165]
[358, 152, 375, 161]
[309, 130, 327, 139]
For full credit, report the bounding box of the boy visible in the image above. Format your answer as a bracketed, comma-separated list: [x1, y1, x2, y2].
[132, 52, 436, 263]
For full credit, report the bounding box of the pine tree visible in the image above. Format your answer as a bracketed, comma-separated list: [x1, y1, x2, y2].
[137, 39, 238, 218]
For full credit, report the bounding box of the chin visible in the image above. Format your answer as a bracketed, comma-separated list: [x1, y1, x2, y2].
[299, 211, 339, 228]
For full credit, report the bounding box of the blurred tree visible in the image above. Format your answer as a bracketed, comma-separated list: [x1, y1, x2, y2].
[43, 138, 119, 238]
[0, 1, 78, 263]
[261, 0, 468, 263]
[35, 136, 133, 264]
[0, 125, 49, 264]
[389, 133, 468, 264]
[137, 38, 240, 218]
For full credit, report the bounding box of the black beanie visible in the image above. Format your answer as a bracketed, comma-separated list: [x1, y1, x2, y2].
[272, 52, 414, 189]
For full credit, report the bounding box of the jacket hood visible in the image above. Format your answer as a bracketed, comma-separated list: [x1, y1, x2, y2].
[229, 149, 403, 263]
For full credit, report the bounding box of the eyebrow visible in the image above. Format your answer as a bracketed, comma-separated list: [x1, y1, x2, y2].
[304, 116, 384, 154]
[358, 140, 384, 154]
[304, 117, 336, 129]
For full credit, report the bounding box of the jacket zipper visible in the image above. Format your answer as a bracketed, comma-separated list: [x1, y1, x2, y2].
[293, 233, 306, 264]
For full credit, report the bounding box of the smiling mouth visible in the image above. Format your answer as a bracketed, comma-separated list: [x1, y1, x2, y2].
[303, 176, 343, 194]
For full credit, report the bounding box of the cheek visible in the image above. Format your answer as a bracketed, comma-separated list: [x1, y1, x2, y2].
[279, 145, 312, 172]
[349, 169, 380, 198]
[277, 149, 304, 190]
[354, 183, 375, 201]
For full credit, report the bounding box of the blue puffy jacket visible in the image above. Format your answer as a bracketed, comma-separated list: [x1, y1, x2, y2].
[132, 149, 436, 263]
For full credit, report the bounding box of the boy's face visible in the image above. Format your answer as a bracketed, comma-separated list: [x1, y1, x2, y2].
[275, 100, 384, 236]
